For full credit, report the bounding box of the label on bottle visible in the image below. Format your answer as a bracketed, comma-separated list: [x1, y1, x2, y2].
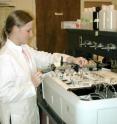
[93, 18, 99, 22]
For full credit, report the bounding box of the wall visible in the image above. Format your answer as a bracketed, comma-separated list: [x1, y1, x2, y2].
[11, 0, 36, 16]
[112, 0, 117, 9]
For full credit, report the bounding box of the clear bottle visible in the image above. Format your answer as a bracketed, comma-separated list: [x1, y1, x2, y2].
[81, 8, 88, 29]
[88, 7, 95, 30]
[81, 7, 94, 30]
[99, 5, 107, 31]
[106, 5, 117, 32]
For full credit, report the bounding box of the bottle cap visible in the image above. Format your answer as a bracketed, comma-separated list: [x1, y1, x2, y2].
[109, 5, 114, 10]
[102, 5, 107, 10]
[96, 7, 101, 12]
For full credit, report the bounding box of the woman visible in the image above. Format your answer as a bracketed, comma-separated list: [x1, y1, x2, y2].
[0, 10, 87, 124]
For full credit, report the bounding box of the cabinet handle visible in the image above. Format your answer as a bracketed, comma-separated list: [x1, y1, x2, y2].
[54, 12, 63, 16]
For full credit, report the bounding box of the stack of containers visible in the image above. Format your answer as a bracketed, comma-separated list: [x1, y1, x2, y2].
[99, 5, 107, 31]
[99, 5, 117, 32]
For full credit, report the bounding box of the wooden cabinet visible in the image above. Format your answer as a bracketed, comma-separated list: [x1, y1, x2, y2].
[35, 0, 80, 53]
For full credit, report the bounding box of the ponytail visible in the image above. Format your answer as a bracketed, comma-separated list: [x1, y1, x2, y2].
[0, 27, 7, 48]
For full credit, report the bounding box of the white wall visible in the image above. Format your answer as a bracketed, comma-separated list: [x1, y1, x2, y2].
[11, 0, 36, 17]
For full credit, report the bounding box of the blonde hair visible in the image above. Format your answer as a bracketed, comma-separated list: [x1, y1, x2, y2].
[0, 10, 33, 48]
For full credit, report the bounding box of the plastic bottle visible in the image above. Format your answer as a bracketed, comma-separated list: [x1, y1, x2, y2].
[93, 7, 101, 30]
[81, 8, 88, 29]
[81, 7, 94, 30]
[88, 7, 95, 30]
[106, 5, 117, 31]
[99, 5, 107, 31]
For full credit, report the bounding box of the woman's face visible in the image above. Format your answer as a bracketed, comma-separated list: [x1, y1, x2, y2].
[10, 21, 33, 45]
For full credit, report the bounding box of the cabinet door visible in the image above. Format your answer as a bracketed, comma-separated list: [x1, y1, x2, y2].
[36, 0, 80, 53]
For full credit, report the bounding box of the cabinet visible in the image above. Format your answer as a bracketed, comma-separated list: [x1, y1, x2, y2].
[35, 0, 80, 53]
[66, 29, 117, 59]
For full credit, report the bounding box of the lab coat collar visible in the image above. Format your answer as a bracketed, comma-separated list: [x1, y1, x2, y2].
[6, 39, 23, 53]
[5, 39, 32, 75]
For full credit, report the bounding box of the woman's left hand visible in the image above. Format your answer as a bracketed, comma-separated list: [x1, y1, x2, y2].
[72, 57, 88, 67]
[67, 56, 88, 67]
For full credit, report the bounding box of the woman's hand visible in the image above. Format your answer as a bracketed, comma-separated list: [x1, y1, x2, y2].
[67, 56, 88, 67]
[31, 71, 43, 87]
[73, 57, 88, 67]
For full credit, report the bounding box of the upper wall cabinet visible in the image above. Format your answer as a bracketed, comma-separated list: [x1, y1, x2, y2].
[36, 0, 81, 53]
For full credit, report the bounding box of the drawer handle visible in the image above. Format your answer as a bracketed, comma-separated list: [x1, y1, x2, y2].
[54, 12, 63, 16]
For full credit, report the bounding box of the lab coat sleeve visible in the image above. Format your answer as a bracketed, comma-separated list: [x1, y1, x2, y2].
[0, 55, 36, 103]
[29, 46, 71, 68]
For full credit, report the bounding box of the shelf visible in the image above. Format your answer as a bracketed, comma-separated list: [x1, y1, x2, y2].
[66, 29, 117, 37]
[78, 47, 117, 58]
[66, 28, 117, 59]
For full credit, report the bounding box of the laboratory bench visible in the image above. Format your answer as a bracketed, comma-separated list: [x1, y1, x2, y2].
[37, 29, 117, 124]
[37, 85, 66, 124]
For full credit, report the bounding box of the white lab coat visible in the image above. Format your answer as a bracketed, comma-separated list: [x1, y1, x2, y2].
[0, 39, 69, 124]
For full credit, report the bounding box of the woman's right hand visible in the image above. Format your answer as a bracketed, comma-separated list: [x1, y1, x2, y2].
[31, 71, 43, 87]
